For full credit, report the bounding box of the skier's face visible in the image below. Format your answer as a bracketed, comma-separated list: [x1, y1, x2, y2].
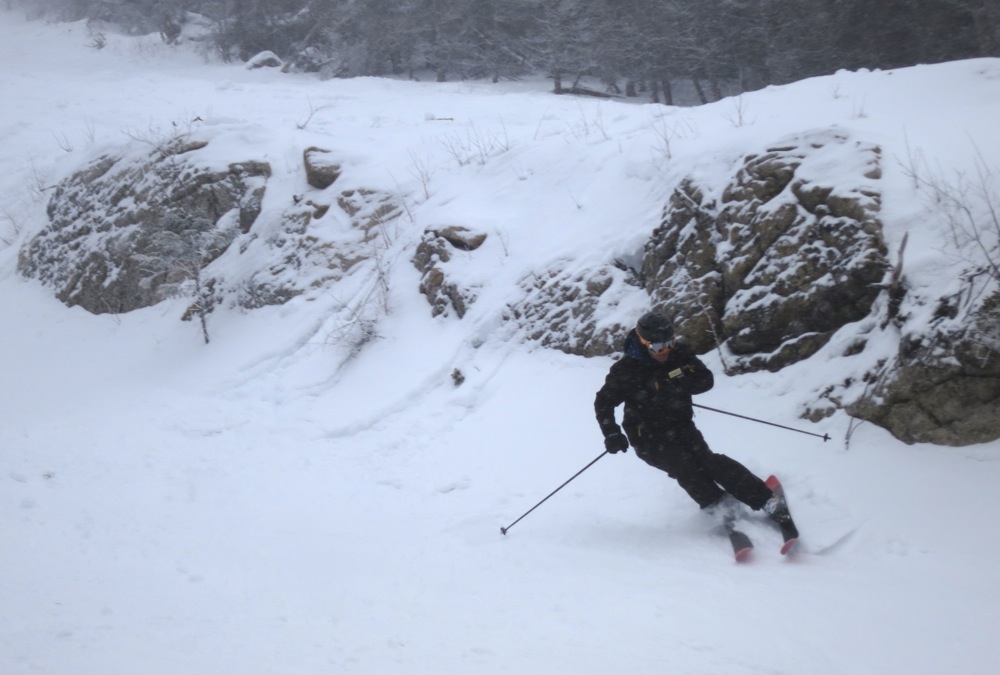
[649, 346, 672, 363]
[639, 335, 674, 361]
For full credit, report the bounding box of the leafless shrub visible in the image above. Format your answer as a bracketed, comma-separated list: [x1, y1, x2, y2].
[901, 142, 1000, 284]
[722, 95, 753, 128]
[408, 151, 434, 201]
[296, 100, 336, 130]
[651, 113, 694, 161]
[0, 203, 24, 247]
[438, 123, 510, 166]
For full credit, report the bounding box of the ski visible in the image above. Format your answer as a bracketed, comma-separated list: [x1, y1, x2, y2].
[765, 475, 799, 554]
[716, 498, 753, 561]
[727, 526, 754, 562]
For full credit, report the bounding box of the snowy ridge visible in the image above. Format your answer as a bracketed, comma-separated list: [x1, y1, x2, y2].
[2, 12, 1000, 675]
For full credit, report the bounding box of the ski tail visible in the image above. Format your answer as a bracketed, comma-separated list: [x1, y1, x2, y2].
[714, 495, 754, 561]
[765, 475, 799, 555]
[728, 528, 753, 561]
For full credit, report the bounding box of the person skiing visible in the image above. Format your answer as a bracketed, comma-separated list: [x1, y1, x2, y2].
[594, 311, 795, 535]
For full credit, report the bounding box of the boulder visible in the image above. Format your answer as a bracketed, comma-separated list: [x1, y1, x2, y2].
[246, 51, 283, 69]
[303, 146, 342, 190]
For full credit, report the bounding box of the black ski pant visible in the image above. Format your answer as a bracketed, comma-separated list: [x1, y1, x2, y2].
[632, 422, 772, 510]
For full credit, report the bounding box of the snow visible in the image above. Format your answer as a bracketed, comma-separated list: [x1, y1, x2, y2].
[2, 10, 1000, 675]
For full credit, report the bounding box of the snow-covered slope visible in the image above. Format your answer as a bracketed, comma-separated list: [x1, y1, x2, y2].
[2, 12, 1000, 675]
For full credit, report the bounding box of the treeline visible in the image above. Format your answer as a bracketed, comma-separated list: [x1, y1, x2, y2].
[15, 0, 1000, 103]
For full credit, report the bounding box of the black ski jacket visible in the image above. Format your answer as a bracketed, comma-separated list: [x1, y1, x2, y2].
[594, 330, 714, 446]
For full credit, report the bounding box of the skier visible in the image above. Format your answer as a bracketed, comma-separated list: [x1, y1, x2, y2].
[594, 311, 794, 534]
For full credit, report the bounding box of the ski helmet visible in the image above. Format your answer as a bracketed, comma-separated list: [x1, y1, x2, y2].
[635, 312, 674, 343]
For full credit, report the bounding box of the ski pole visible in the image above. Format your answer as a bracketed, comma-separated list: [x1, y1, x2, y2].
[693, 403, 830, 442]
[500, 450, 608, 535]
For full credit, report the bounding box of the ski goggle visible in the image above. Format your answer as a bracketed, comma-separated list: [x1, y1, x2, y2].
[639, 335, 674, 354]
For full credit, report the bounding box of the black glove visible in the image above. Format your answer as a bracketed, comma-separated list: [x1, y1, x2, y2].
[604, 432, 629, 454]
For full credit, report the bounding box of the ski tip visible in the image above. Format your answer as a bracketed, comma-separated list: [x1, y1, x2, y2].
[765, 475, 780, 491]
[735, 546, 753, 562]
[780, 538, 799, 555]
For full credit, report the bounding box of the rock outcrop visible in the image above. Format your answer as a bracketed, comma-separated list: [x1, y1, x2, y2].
[504, 129, 889, 367]
[505, 262, 642, 356]
[19, 125, 997, 446]
[18, 137, 405, 326]
[230, 186, 403, 312]
[18, 136, 269, 315]
[412, 226, 487, 318]
[811, 277, 1000, 446]
[644, 130, 888, 372]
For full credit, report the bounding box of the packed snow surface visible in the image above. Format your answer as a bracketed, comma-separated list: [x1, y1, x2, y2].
[2, 11, 1000, 675]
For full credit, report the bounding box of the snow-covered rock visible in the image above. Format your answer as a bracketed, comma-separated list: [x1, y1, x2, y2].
[17, 136, 269, 314]
[413, 225, 488, 318]
[245, 50, 283, 70]
[644, 129, 887, 373]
